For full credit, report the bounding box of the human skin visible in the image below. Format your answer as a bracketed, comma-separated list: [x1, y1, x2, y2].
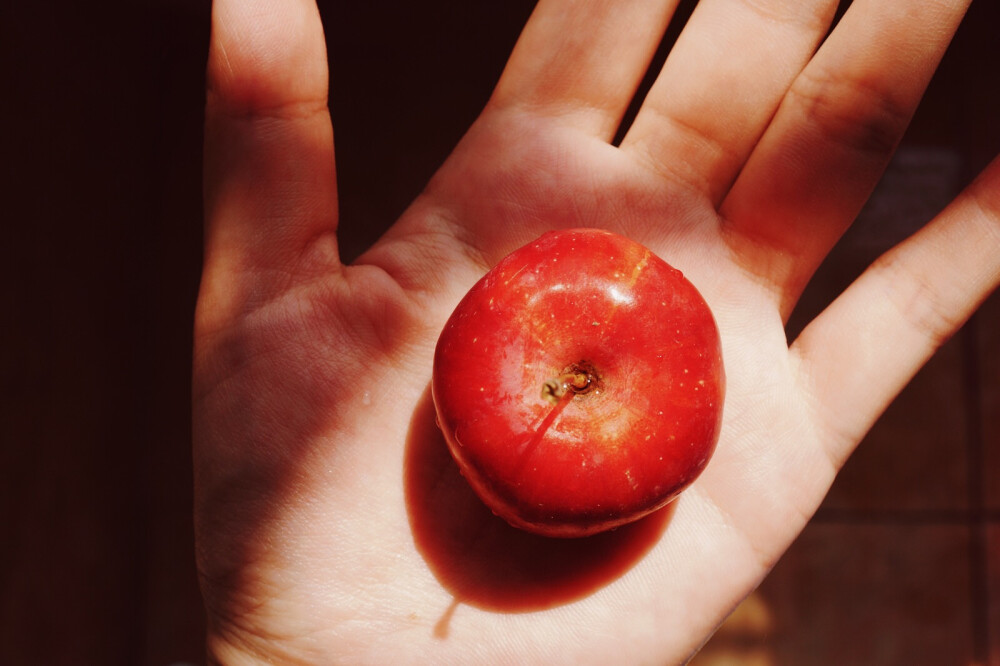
[194, 0, 1000, 663]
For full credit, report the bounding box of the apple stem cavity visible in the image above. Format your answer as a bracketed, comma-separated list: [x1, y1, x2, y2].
[541, 362, 596, 405]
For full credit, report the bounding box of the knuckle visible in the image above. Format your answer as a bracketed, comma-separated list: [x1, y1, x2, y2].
[873, 249, 963, 349]
[739, 0, 837, 34]
[788, 66, 913, 156]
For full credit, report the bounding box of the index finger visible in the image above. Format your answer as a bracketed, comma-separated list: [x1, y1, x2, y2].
[202, 0, 340, 330]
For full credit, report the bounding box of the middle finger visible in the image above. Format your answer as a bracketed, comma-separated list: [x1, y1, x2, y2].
[621, 0, 838, 204]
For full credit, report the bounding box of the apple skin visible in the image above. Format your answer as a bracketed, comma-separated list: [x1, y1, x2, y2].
[432, 228, 724, 537]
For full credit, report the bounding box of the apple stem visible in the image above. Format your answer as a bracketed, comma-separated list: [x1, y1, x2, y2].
[520, 385, 575, 467]
[520, 364, 595, 470]
[541, 369, 591, 405]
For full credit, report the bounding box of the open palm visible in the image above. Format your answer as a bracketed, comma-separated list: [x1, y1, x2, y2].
[194, 0, 999, 662]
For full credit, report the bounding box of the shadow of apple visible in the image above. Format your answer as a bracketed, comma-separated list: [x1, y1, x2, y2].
[404, 387, 673, 616]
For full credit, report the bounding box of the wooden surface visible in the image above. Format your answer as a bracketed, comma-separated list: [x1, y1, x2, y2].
[1, 1, 996, 664]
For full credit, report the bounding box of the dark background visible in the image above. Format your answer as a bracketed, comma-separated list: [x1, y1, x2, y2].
[1, 1, 997, 664]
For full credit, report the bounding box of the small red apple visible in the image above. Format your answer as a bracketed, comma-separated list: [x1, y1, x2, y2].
[432, 228, 724, 537]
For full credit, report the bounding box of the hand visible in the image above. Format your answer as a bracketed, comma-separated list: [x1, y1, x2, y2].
[194, 0, 999, 662]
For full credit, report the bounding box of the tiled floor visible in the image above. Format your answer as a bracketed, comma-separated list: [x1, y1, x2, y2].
[983, 294, 1000, 515]
[696, 524, 979, 665]
[692, 147, 999, 665]
[990, 527, 1000, 665]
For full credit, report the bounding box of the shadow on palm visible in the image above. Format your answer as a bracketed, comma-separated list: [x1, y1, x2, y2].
[404, 387, 673, 618]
